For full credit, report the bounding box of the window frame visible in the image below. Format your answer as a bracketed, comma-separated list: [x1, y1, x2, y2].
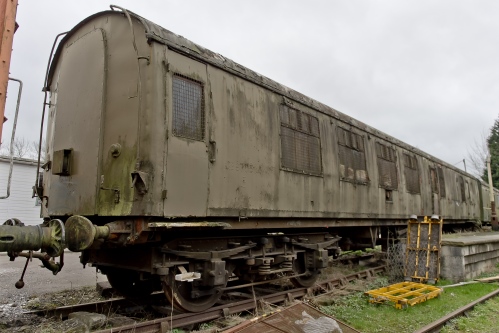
[437, 166, 446, 198]
[337, 126, 369, 185]
[457, 175, 466, 203]
[376, 142, 398, 190]
[171, 73, 206, 142]
[279, 105, 323, 177]
[403, 153, 421, 194]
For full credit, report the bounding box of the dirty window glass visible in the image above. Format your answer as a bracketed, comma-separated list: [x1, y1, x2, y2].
[430, 167, 438, 194]
[337, 127, 368, 184]
[437, 166, 446, 198]
[172, 74, 205, 141]
[457, 175, 466, 202]
[403, 153, 420, 194]
[280, 106, 322, 175]
[376, 142, 398, 190]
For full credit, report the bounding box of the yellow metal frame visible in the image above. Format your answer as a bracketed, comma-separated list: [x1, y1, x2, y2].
[365, 281, 442, 309]
[405, 216, 443, 283]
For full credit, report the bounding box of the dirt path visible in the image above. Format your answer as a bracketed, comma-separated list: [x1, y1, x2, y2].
[0, 251, 106, 302]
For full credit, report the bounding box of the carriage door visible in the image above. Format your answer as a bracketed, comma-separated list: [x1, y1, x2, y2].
[47, 29, 105, 215]
[163, 53, 209, 217]
[429, 166, 440, 214]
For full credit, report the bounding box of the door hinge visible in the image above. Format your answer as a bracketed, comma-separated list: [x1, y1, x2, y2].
[163, 61, 170, 72]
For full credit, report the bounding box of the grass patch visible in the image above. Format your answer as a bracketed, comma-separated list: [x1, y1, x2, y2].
[320, 280, 499, 333]
[440, 296, 499, 333]
[438, 264, 499, 333]
[24, 286, 105, 310]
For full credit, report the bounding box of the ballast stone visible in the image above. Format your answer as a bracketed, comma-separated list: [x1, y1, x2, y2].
[68, 311, 106, 331]
[59, 318, 89, 333]
[107, 315, 137, 328]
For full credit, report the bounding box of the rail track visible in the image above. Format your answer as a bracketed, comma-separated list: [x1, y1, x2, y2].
[26, 264, 499, 333]
[415, 287, 499, 333]
[27, 266, 385, 332]
[25, 292, 167, 319]
[93, 266, 385, 333]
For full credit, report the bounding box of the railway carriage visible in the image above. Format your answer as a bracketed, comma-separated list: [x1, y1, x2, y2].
[0, 7, 491, 312]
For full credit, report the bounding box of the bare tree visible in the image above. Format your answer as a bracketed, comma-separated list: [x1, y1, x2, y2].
[467, 131, 489, 179]
[0, 137, 46, 161]
[29, 139, 47, 161]
[7, 137, 30, 158]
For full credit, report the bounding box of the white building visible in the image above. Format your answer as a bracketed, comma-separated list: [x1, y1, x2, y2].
[0, 156, 42, 226]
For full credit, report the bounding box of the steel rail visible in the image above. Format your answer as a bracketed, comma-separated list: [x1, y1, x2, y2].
[25, 292, 166, 319]
[414, 287, 499, 333]
[92, 265, 386, 333]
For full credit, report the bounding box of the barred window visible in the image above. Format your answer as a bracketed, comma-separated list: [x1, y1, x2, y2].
[376, 142, 398, 190]
[457, 175, 466, 202]
[403, 153, 420, 194]
[337, 127, 368, 184]
[429, 167, 438, 194]
[437, 166, 446, 198]
[466, 181, 471, 202]
[430, 166, 446, 197]
[172, 74, 205, 141]
[280, 106, 321, 175]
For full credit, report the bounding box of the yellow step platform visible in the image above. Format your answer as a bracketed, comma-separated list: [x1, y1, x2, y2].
[365, 281, 442, 309]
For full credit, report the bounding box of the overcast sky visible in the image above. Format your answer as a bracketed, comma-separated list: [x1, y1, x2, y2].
[3, 1, 498, 175]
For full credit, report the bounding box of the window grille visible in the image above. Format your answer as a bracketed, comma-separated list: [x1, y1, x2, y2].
[429, 166, 446, 197]
[466, 181, 471, 203]
[376, 142, 398, 190]
[337, 127, 368, 184]
[280, 106, 321, 175]
[172, 74, 205, 141]
[403, 153, 420, 194]
[429, 167, 438, 194]
[457, 175, 466, 202]
[437, 166, 446, 198]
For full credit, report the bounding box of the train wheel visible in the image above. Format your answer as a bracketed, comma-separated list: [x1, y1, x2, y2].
[290, 252, 319, 288]
[106, 268, 158, 298]
[162, 266, 226, 312]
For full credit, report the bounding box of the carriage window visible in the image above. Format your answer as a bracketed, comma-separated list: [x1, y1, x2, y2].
[172, 74, 205, 141]
[337, 127, 368, 184]
[280, 106, 322, 175]
[437, 166, 446, 198]
[376, 142, 398, 190]
[457, 175, 466, 202]
[430, 166, 446, 197]
[429, 167, 438, 194]
[403, 153, 420, 194]
[466, 180, 471, 202]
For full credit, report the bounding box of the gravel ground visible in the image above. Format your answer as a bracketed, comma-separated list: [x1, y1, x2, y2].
[0, 252, 382, 332]
[0, 251, 106, 301]
[0, 251, 107, 332]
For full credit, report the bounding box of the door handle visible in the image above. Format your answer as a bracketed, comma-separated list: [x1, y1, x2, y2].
[209, 140, 216, 163]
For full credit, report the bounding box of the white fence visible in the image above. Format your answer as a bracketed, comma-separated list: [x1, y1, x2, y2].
[0, 156, 42, 226]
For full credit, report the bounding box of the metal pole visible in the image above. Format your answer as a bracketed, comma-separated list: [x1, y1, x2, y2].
[0, 77, 22, 199]
[487, 155, 498, 230]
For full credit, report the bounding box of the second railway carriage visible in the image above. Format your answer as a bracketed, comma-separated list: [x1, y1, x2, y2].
[0, 7, 490, 312]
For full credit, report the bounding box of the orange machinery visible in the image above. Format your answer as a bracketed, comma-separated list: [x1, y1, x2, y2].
[0, 0, 18, 143]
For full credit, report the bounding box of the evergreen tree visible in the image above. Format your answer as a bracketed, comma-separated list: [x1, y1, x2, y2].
[483, 117, 499, 188]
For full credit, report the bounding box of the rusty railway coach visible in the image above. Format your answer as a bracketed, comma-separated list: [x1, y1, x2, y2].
[0, 7, 487, 312]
